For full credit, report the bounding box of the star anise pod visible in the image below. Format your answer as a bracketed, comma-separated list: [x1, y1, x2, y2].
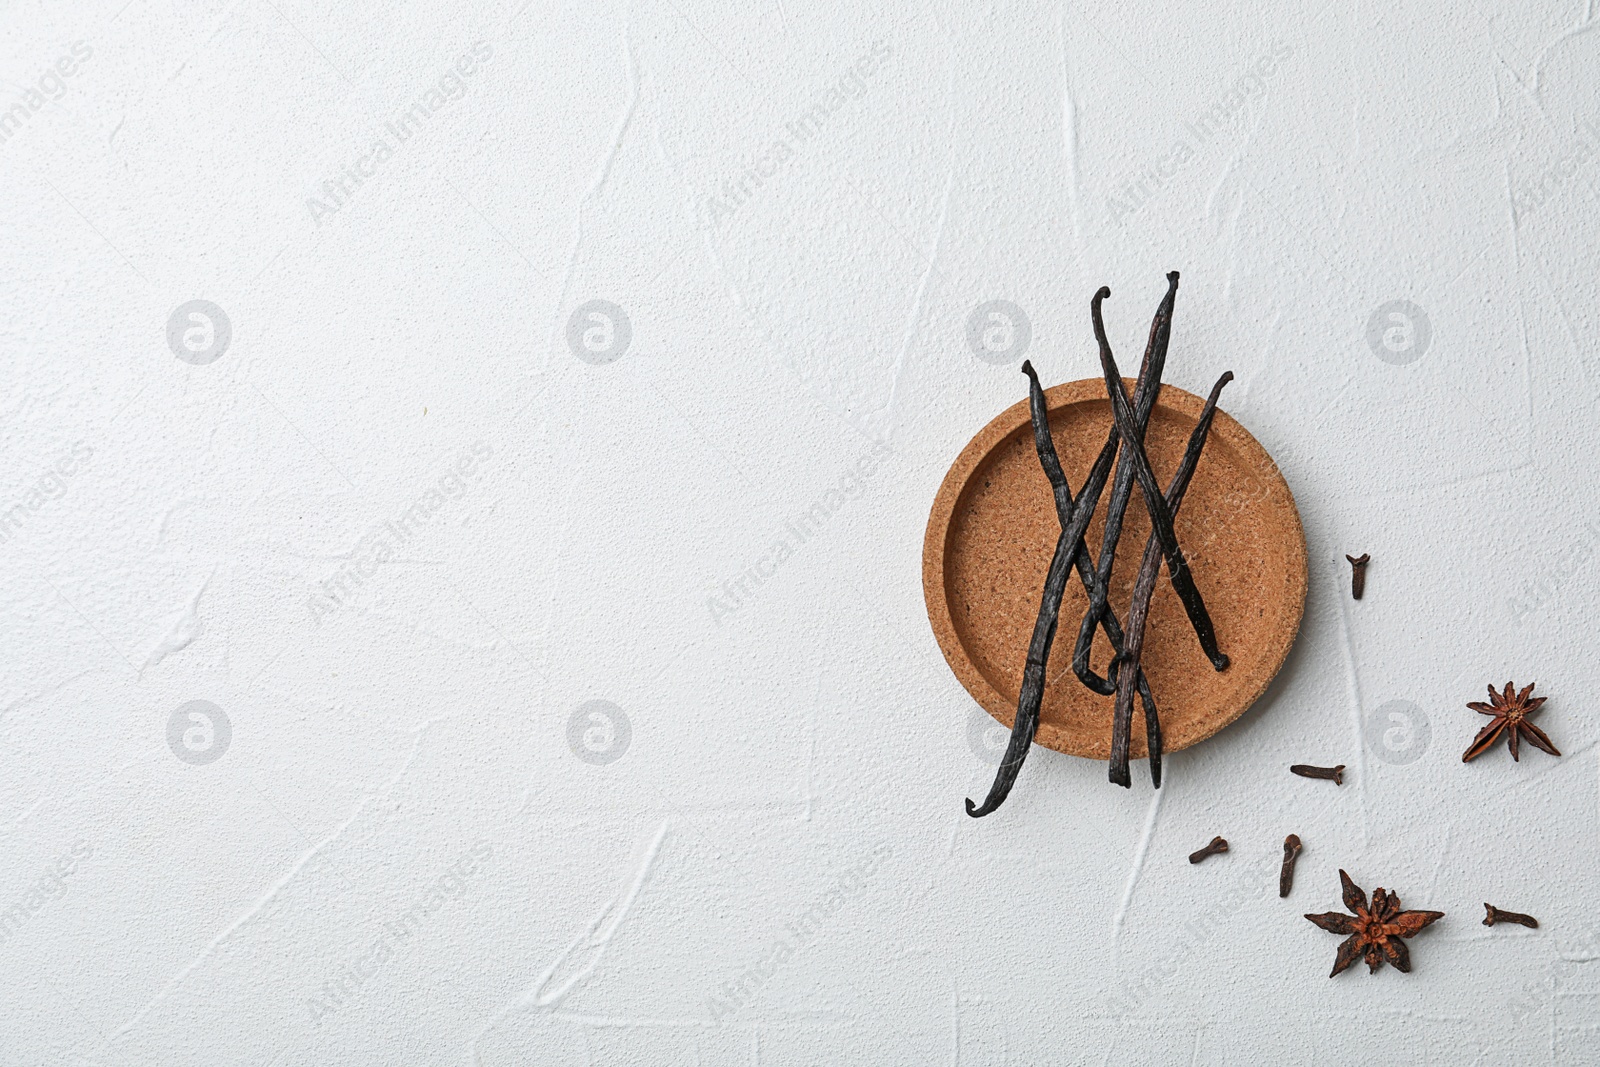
[1461, 681, 1560, 763]
[1304, 870, 1443, 977]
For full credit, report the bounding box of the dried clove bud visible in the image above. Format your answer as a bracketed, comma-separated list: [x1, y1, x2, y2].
[1280, 834, 1303, 897]
[1189, 836, 1229, 864]
[1290, 764, 1345, 785]
[1346, 554, 1370, 599]
[1483, 904, 1538, 929]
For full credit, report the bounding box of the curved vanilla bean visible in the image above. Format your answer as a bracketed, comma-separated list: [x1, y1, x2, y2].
[968, 294, 1217, 810]
[965, 517, 1078, 817]
[967, 354, 1152, 817]
[966, 363, 1116, 817]
[1022, 361, 1139, 677]
[1092, 291, 1230, 673]
[1109, 371, 1234, 786]
[1022, 360, 1165, 788]
[1071, 273, 1179, 694]
[1023, 284, 1171, 696]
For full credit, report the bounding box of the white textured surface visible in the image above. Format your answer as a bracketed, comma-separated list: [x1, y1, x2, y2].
[3, 1, 1600, 1063]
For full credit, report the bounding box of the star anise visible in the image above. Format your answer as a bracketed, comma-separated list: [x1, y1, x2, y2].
[1304, 870, 1443, 977]
[1462, 681, 1560, 763]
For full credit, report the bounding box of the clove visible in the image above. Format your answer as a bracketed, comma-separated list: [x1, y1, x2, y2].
[1189, 836, 1229, 864]
[1279, 834, 1302, 897]
[1346, 553, 1370, 600]
[1290, 764, 1344, 785]
[1483, 904, 1538, 929]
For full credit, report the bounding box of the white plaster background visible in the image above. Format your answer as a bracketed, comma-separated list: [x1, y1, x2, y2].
[2, 0, 1599, 1063]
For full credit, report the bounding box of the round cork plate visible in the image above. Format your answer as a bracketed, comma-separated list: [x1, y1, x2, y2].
[923, 378, 1306, 762]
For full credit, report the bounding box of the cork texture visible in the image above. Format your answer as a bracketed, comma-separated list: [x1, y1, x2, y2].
[923, 378, 1307, 761]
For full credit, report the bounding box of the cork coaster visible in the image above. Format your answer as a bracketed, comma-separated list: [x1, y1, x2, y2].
[923, 378, 1306, 761]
